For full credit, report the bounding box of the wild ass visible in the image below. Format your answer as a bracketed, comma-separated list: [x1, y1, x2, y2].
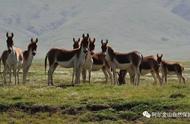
[101, 40, 143, 85]
[73, 38, 112, 83]
[22, 38, 38, 83]
[157, 54, 185, 84]
[1, 37, 38, 84]
[3, 32, 24, 84]
[124, 56, 162, 85]
[45, 34, 89, 86]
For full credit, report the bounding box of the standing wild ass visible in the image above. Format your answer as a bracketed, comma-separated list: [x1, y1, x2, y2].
[125, 55, 162, 85]
[157, 54, 185, 84]
[1, 37, 38, 84]
[3, 32, 23, 84]
[101, 40, 143, 85]
[22, 38, 38, 83]
[73, 37, 112, 83]
[45, 34, 89, 86]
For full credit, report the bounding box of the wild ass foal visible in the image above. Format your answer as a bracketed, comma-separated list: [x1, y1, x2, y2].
[101, 40, 143, 85]
[157, 54, 185, 84]
[127, 56, 162, 85]
[3, 33, 23, 84]
[45, 34, 89, 86]
[22, 38, 38, 83]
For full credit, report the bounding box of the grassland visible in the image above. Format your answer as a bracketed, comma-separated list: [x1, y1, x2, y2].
[0, 60, 190, 124]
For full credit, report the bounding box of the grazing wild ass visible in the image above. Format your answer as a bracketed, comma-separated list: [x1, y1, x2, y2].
[117, 70, 127, 85]
[22, 38, 38, 83]
[45, 34, 89, 86]
[101, 40, 143, 85]
[157, 54, 185, 84]
[3, 32, 24, 84]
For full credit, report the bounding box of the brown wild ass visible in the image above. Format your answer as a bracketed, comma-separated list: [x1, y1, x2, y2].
[101, 40, 143, 85]
[22, 38, 38, 83]
[3, 32, 24, 84]
[45, 34, 89, 86]
[157, 54, 185, 84]
[124, 55, 163, 85]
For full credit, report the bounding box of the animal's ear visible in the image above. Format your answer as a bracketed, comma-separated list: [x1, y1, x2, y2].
[31, 38, 34, 43]
[11, 33, 14, 38]
[6, 32, 9, 38]
[93, 38, 96, 43]
[77, 38, 80, 42]
[82, 34, 85, 38]
[73, 38, 76, 42]
[89, 38, 91, 42]
[161, 54, 163, 58]
[87, 33, 89, 38]
[106, 39, 108, 44]
[157, 54, 159, 58]
[101, 40, 103, 44]
[36, 38, 38, 43]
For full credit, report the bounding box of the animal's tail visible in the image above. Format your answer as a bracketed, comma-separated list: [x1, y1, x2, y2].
[181, 66, 185, 72]
[45, 54, 48, 75]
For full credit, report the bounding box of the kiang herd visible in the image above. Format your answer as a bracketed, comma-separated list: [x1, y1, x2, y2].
[0, 32, 186, 87]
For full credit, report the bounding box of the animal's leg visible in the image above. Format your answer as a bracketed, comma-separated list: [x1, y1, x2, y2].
[71, 67, 75, 85]
[82, 68, 86, 83]
[48, 63, 57, 86]
[75, 66, 81, 84]
[112, 67, 117, 85]
[13, 68, 17, 85]
[132, 66, 138, 86]
[88, 69, 91, 84]
[177, 73, 181, 83]
[151, 71, 157, 85]
[9, 68, 12, 85]
[102, 67, 108, 83]
[3, 66, 7, 85]
[155, 70, 162, 86]
[23, 66, 29, 84]
[129, 72, 135, 85]
[165, 72, 167, 84]
[181, 73, 186, 84]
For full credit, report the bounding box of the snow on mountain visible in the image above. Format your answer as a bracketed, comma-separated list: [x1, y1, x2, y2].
[0, 0, 190, 60]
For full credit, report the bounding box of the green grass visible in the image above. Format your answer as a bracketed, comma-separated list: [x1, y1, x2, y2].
[0, 61, 190, 124]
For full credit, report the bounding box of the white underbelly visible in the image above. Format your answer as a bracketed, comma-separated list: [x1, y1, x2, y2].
[57, 57, 74, 68]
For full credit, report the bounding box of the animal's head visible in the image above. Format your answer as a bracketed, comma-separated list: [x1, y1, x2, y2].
[6, 32, 14, 50]
[89, 38, 95, 51]
[118, 70, 127, 84]
[28, 38, 38, 56]
[73, 38, 80, 49]
[81, 33, 90, 54]
[101, 40, 108, 54]
[157, 54, 163, 64]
